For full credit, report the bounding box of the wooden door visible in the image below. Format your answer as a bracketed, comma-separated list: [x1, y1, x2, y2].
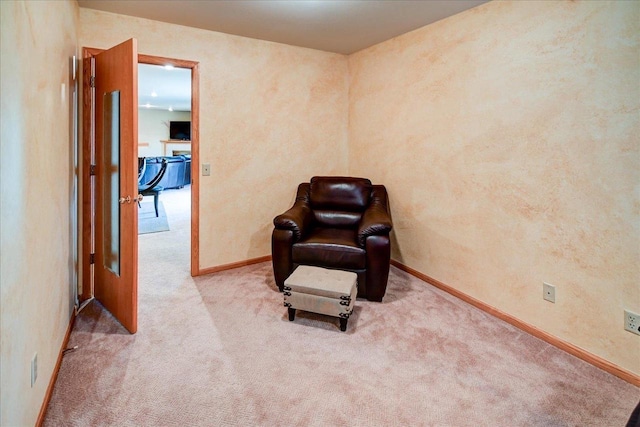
[94, 39, 139, 333]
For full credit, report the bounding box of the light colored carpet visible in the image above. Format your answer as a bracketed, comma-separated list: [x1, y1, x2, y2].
[138, 200, 169, 234]
[44, 187, 639, 426]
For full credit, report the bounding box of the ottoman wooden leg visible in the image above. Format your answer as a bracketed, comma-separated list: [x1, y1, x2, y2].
[288, 307, 296, 321]
[339, 317, 348, 332]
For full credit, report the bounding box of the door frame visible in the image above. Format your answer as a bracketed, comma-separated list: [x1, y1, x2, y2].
[81, 47, 200, 302]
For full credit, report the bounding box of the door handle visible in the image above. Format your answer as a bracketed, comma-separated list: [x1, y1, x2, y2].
[118, 195, 142, 204]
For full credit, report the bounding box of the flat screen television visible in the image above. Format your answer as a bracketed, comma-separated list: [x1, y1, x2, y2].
[169, 121, 191, 140]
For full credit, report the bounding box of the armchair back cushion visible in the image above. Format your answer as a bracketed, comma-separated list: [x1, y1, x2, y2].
[309, 177, 372, 228]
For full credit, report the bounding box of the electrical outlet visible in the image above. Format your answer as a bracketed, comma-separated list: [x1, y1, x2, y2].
[31, 353, 37, 387]
[624, 309, 640, 336]
[543, 282, 555, 303]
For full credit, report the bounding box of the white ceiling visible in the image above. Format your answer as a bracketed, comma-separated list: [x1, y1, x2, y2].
[138, 64, 191, 112]
[87, 0, 489, 113]
[79, 0, 488, 54]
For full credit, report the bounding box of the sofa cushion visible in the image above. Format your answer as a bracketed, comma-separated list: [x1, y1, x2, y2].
[310, 176, 372, 212]
[292, 228, 365, 270]
[141, 156, 190, 190]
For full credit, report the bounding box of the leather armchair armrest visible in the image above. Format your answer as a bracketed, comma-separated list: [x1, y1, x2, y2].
[357, 185, 392, 247]
[273, 183, 313, 241]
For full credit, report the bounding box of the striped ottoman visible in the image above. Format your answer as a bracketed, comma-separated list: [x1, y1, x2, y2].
[283, 266, 358, 332]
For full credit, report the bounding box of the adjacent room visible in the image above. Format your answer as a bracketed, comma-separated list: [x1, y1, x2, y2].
[1, 1, 638, 426]
[137, 63, 192, 237]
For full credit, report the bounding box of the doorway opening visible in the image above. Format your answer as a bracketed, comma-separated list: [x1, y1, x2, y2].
[80, 44, 200, 332]
[137, 63, 192, 241]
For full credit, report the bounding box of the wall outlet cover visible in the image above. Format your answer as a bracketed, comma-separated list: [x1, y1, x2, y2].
[624, 309, 640, 336]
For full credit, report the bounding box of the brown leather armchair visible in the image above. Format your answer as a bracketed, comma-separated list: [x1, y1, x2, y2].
[272, 176, 393, 302]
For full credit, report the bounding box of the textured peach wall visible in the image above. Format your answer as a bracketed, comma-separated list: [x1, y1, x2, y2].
[79, 8, 349, 269]
[349, 0, 640, 374]
[0, 1, 79, 425]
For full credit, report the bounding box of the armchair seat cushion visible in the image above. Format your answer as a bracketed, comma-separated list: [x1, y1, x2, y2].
[292, 228, 365, 270]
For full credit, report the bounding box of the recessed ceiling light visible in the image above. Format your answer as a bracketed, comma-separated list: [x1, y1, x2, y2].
[164, 65, 174, 70]
[151, 90, 158, 97]
[145, 103, 151, 108]
[168, 106, 173, 112]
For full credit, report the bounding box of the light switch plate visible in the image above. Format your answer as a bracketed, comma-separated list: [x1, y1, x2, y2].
[31, 353, 37, 387]
[543, 282, 555, 303]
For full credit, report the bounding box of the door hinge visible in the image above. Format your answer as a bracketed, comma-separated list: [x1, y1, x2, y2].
[90, 76, 96, 88]
[90, 164, 96, 176]
[90, 253, 95, 264]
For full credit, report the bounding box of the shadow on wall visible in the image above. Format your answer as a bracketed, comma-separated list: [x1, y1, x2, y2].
[390, 229, 403, 264]
[249, 222, 273, 261]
